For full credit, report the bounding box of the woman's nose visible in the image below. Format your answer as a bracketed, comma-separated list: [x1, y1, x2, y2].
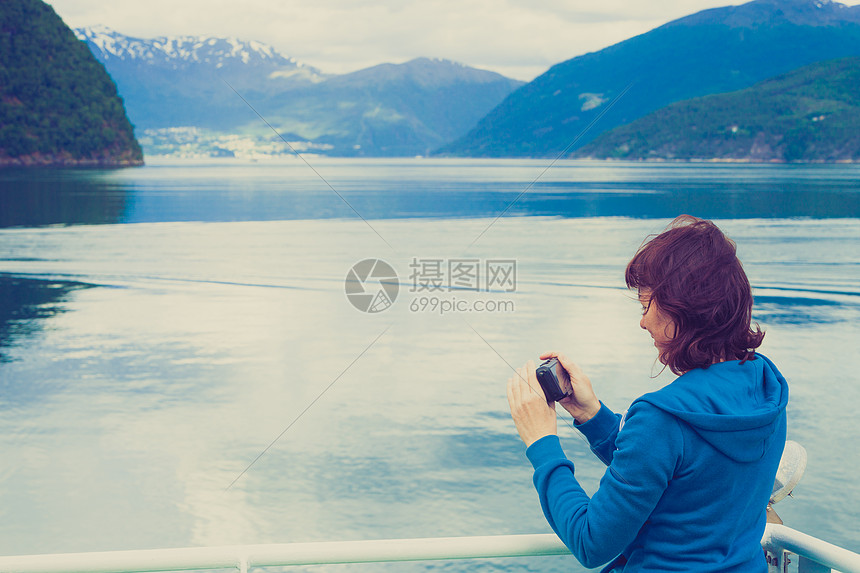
[640, 316, 647, 330]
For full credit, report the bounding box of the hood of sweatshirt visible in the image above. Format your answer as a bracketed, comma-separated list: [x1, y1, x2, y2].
[634, 353, 789, 462]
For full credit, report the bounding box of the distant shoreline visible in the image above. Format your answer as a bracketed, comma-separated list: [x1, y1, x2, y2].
[4, 154, 857, 167]
[0, 153, 144, 168]
[573, 156, 860, 164]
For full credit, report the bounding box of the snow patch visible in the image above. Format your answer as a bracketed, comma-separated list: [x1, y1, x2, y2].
[75, 26, 308, 71]
[579, 93, 606, 112]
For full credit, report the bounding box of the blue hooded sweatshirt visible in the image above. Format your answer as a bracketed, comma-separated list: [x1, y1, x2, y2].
[525, 354, 788, 572]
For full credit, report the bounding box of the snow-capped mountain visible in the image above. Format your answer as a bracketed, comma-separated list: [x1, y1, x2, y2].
[73, 26, 330, 134]
[75, 25, 326, 83]
[75, 26, 523, 157]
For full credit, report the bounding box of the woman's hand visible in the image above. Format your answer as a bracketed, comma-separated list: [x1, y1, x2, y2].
[507, 360, 557, 447]
[540, 351, 601, 424]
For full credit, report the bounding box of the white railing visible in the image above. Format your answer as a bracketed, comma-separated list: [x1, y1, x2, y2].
[763, 524, 860, 573]
[0, 526, 857, 573]
[0, 534, 569, 573]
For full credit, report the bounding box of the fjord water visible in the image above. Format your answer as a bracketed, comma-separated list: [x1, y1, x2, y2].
[0, 159, 858, 571]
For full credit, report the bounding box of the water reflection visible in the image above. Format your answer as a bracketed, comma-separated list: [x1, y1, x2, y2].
[1, 161, 858, 227]
[0, 169, 133, 228]
[528, 180, 860, 219]
[754, 294, 856, 325]
[0, 275, 91, 363]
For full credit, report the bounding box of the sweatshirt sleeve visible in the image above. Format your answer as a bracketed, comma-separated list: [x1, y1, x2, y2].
[574, 402, 622, 466]
[525, 403, 683, 569]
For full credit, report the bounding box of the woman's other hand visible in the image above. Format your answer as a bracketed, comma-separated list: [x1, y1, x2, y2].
[540, 351, 601, 424]
[507, 360, 557, 447]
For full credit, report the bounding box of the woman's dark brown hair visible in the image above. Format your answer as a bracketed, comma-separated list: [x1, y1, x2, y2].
[625, 215, 764, 375]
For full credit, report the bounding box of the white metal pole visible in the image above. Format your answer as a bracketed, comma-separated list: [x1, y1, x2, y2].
[0, 534, 570, 573]
[763, 524, 860, 573]
[2, 527, 858, 573]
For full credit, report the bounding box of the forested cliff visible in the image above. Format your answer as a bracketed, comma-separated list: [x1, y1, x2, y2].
[0, 0, 143, 167]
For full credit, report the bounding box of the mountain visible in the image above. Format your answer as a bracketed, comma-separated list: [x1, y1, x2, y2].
[76, 27, 524, 157]
[74, 26, 328, 132]
[0, 1, 142, 167]
[438, 0, 860, 158]
[75, 25, 325, 84]
[260, 58, 525, 156]
[575, 57, 860, 162]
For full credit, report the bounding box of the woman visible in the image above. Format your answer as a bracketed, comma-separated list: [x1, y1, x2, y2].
[507, 215, 788, 572]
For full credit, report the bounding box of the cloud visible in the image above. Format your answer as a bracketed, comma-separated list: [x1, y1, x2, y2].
[47, 0, 860, 81]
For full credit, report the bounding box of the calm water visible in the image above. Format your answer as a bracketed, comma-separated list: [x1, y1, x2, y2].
[0, 159, 858, 571]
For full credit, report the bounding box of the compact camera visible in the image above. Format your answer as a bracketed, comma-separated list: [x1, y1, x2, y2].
[535, 358, 571, 402]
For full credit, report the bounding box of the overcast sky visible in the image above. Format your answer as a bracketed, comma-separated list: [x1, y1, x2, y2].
[47, 0, 860, 81]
